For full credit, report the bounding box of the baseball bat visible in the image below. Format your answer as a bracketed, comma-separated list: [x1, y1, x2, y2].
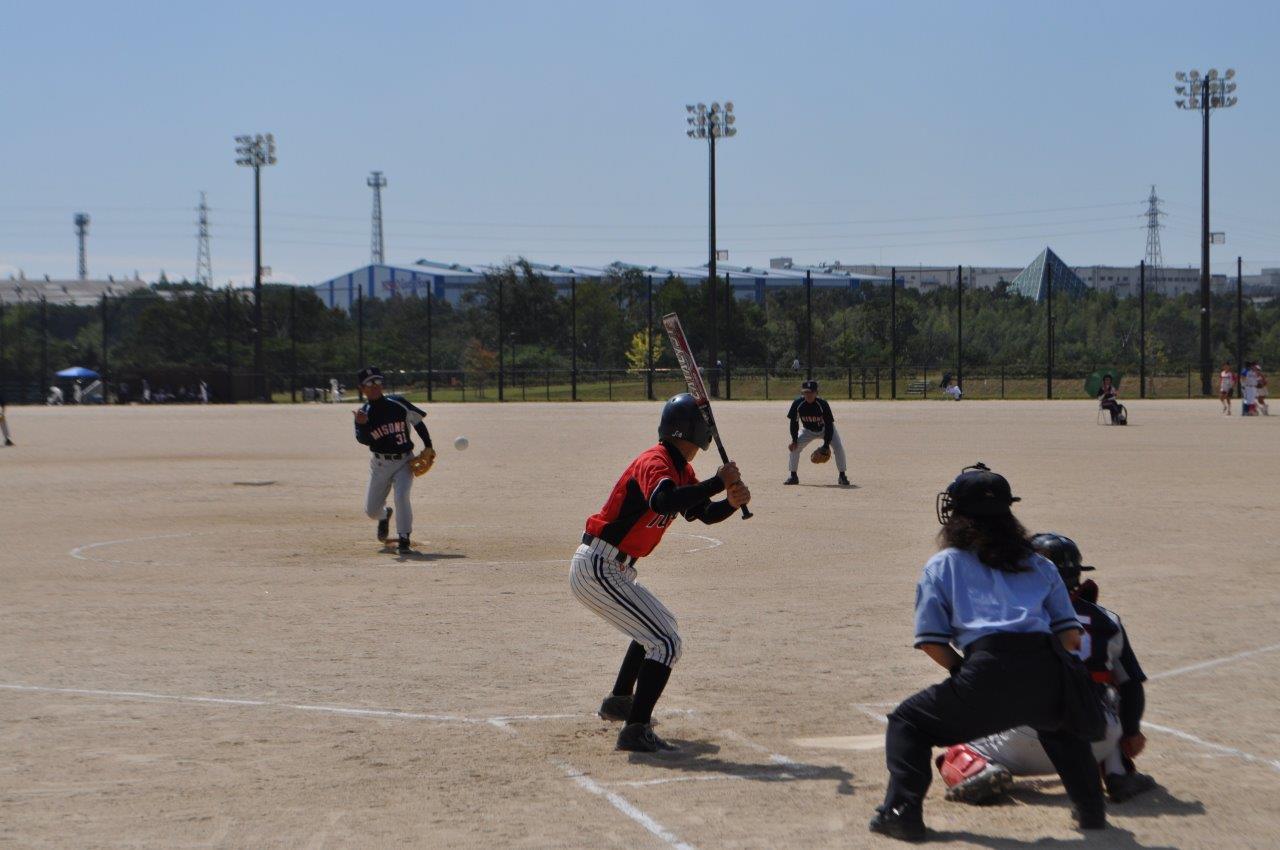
[660, 312, 752, 520]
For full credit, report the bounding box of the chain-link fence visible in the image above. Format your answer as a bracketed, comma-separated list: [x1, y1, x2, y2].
[2, 262, 1274, 404]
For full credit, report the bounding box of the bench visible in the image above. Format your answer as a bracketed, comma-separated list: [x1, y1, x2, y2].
[906, 380, 928, 396]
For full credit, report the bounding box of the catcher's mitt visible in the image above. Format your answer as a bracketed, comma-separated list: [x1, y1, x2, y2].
[810, 445, 832, 464]
[409, 447, 436, 477]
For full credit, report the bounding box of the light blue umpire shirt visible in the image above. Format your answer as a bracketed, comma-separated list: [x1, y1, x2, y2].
[914, 547, 1080, 650]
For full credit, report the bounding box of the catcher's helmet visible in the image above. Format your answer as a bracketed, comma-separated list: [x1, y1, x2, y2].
[1030, 532, 1095, 590]
[658, 393, 711, 450]
[936, 462, 1021, 524]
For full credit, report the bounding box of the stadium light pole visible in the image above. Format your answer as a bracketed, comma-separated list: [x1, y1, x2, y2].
[1174, 68, 1237, 396]
[686, 101, 736, 397]
[235, 133, 277, 401]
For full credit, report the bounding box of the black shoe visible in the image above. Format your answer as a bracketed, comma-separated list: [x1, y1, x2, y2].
[784, 473, 799, 485]
[377, 508, 392, 542]
[397, 535, 411, 554]
[838, 472, 850, 487]
[868, 805, 926, 842]
[3, 439, 12, 446]
[1105, 771, 1156, 802]
[598, 694, 633, 722]
[1071, 808, 1107, 830]
[616, 722, 677, 753]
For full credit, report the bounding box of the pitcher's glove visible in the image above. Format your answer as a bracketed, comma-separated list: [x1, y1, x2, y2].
[410, 447, 436, 477]
[810, 445, 832, 464]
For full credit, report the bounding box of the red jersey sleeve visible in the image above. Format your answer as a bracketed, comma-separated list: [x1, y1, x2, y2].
[633, 449, 677, 507]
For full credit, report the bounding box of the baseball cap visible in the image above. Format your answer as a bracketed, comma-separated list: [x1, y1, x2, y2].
[801, 380, 818, 392]
[357, 366, 384, 386]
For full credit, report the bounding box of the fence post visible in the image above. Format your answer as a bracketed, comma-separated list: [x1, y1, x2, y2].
[426, 291, 434, 402]
[922, 367, 928, 399]
[890, 266, 897, 400]
[861, 367, 866, 399]
[608, 370, 613, 401]
[875, 366, 881, 399]
[1187, 366, 1192, 399]
[646, 275, 655, 401]
[847, 366, 853, 400]
[1001, 365, 1006, 400]
[1139, 260, 1147, 399]
[570, 278, 578, 401]
[545, 370, 550, 401]
[764, 369, 769, 400]
[289, 285, 297, 403]
[461, 372, 466, 403]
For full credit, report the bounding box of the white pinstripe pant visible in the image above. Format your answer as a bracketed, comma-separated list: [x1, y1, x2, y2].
[570, 540, 682, 667]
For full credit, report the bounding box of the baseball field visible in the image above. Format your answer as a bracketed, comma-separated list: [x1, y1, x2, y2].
[1, 399, 1277, 849]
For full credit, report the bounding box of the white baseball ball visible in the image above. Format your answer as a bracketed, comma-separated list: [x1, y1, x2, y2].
[454, 436, 469, 451]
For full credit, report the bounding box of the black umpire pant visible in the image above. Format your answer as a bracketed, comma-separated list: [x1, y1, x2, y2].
[883, 632, 1105, 817]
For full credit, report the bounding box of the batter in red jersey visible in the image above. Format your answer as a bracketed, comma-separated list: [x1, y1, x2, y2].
[571, 393, 751, 753]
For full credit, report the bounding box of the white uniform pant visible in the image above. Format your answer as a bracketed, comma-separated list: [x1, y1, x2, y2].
[788, 427, 846, 473]
[969, 703, 1123, 776]
[0, 413, 11, 443]
[570, 540, 682, 667]
[365, 454, 414, 537]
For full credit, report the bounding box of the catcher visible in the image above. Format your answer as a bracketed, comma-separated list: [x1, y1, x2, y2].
[784, 380, 849, 487]
[937, 533, 1156, 806]
[352, 366, 434, 553]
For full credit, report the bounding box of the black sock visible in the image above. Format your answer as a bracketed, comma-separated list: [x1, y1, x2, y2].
[627, 659, 672, 725]
[612, 641, 646, 696]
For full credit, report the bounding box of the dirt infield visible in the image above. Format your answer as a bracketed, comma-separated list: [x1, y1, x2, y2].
[1, 400, 1277, 849]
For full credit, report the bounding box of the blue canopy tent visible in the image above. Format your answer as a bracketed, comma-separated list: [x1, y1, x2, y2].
[55, 366, 100, 380]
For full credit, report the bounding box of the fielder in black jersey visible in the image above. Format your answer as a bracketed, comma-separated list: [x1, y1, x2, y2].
[784, 380, 849, 486]
[353, 366, 433, 553]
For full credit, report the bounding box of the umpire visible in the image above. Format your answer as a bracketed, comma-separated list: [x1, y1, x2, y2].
[870, 462, 1106, 841]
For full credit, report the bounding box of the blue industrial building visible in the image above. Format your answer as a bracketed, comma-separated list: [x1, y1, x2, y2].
[311, 258, 888, 312]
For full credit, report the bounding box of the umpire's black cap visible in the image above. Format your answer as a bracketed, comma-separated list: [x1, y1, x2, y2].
[801, 380, 818, 392]
[357, 366, 384, 386]
[936, 462, 1021, 523]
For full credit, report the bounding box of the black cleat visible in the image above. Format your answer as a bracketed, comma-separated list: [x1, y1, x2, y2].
[1105, 771, 1156, 802]
[3, 439, 12, 447]
[377, 507, 392, 542]
[598, 694, 633, 722]
[1071, 808, 1107, 830]
[616, 722, 677, 753]
[867, 805, 926, 842]
[397, 535, 411, 554]
[784, 473, 799, 485]
[838, 472, 851, 487]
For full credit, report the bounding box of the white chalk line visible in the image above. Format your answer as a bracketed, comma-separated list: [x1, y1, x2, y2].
[67, 530, 722, 568]
[1142, 720, 1280, 774]
[554, 760, 697, 850]
[1147, 641, 1280, 681]
[0, 682, 610, 727]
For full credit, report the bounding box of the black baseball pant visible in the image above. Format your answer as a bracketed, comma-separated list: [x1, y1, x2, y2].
[882, 633, 1105, 819]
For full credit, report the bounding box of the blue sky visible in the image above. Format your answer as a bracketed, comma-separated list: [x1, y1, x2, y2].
[3, 0, 1277, 285]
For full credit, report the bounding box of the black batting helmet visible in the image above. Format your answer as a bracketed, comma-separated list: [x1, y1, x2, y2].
[1030, 532, 1095, 590]
[658, 393, 711, 450]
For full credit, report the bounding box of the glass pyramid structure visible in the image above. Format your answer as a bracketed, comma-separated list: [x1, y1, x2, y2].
[1010, 247, 1087, 302]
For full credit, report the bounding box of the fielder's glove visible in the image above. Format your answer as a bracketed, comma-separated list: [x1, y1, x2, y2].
[410, 447, 436, 477]
[810, 445, 832, 464]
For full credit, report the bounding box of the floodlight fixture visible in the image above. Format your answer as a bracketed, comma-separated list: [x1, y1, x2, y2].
[1175, 71, 1187, 81]
[1225, 68, 1235, 79]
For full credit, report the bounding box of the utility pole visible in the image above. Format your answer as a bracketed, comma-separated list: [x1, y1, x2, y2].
[367, 171, 387, 265]
[196, 192, 213, 287]
[74, 213, 90, 280]
[890, 266, 897, 399]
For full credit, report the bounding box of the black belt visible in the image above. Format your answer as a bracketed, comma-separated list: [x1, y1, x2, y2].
[964, 632, 1052, 656]
[373, 451, 407, 460]
[582, 533, 638, 567]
